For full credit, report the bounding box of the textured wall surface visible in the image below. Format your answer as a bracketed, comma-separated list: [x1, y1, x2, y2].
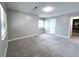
[7, 9, 39, 40]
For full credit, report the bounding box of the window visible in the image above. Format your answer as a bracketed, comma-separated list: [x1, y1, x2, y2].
[38, 20, 44, 28]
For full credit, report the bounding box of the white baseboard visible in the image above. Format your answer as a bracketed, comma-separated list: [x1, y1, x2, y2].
[3, 33, 8, 57]
[4, 41, 8, 57]
[46, 33, 69, 39]
[8, 33, 40, 42]
[2, 32, 7, 40]
[55, 34, 69, 39]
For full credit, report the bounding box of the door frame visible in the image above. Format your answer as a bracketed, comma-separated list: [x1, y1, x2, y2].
[69, 16, 79, 38]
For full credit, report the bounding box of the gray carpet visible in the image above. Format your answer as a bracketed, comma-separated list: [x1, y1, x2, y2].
[6, 34, 79, 57]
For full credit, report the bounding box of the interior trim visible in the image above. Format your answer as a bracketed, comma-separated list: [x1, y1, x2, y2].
[7, 8, 38, 17]
[55, 34, 69, 39]
[2, 32, 8, 40]
[46, 33, 69, 39]
[8, 33, 40, 42]
[4, 41, 8, 57]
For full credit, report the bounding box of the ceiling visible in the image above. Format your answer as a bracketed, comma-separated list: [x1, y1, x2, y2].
[6, 2, 79, 18]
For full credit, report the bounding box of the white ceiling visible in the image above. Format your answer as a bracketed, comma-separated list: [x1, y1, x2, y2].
[6, 2, 79, 18]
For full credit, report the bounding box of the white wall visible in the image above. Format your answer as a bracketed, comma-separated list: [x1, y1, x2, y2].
[44, 12, 79, 38]
[0, 3, 8, 57]
[7, 9, 40, 40]
[55, 12, 79, 38]
[44, 16, 71, 38]
[55, 16, 70, 38]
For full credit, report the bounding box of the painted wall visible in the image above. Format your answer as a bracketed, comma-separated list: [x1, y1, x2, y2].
[0, 3, 8, 57]
[55, 12, 79, 38]
[44, 15, 71, 38]
[55, 16, 70, 38]
[7, 9, 39, 40]
[44, 12, 79, 38]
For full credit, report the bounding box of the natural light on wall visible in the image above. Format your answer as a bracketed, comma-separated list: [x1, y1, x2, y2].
[0, 4, 7, 40]
[38, 20, 44, 28]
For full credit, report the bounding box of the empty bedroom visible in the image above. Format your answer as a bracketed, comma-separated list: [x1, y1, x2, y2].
[0, 2, 79, 57]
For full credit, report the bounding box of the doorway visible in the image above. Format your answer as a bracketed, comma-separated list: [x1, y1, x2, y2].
[70, 17, 79, 43]
[70, 17, 79, 37]
[72, 19, 79, 36]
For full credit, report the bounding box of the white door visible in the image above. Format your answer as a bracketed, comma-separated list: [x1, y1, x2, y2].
[45, 19, 56, 34]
